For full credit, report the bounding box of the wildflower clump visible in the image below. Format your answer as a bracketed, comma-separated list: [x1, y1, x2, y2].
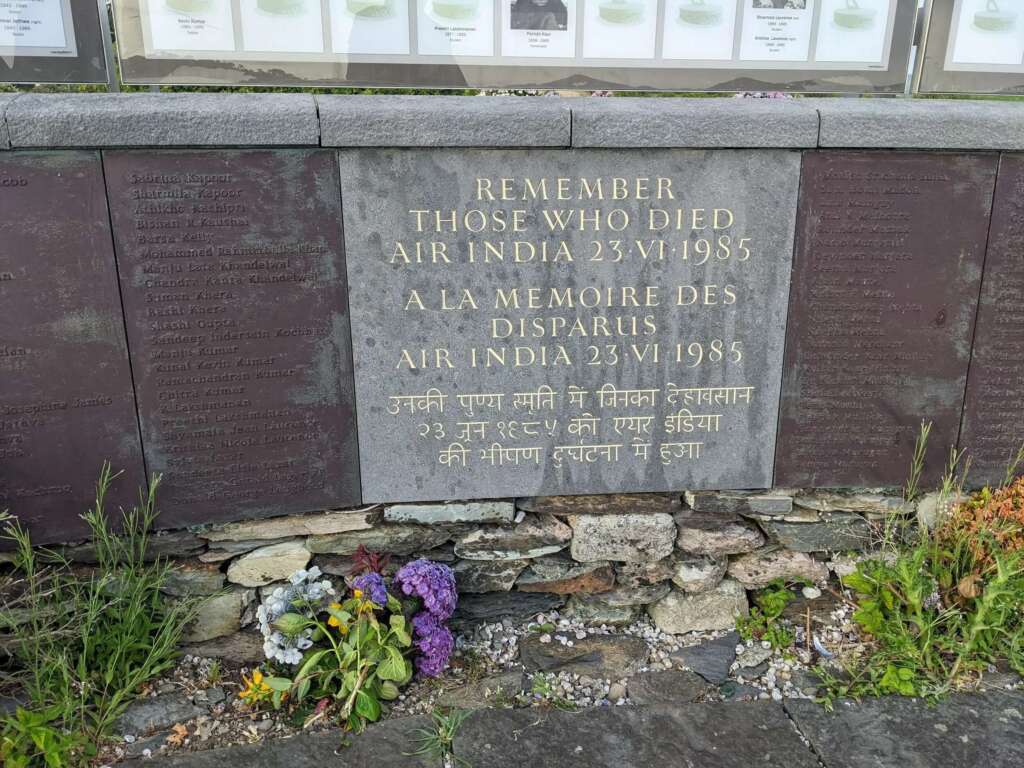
[824, 476, 1024, 701]
[241, 554, 457, 731]
[937, 477, 1024, 569]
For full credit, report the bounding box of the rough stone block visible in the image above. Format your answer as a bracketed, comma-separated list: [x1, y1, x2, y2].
[571, 98, 820, 148]
[185, 589, 254, 643]
[307, 524, 452, 556]
[759, 512, 874, 552]
[452, 559, 528, 593]
[318, 95, 571, 147]
[671, 555, 727, 593]
[162, 562, 226, 597]
[452, 591, 566, 627]
[226, 541, 312, 587]
[6, 94, 319, 148]
[516, 557, 615, 594]
[569, 514, 677, 563]
[454, 514, 572, 560]
[517, 494, 679, 516]
[817, 99, 1024, 150]
[674, 512, 765, 556]
[726, 550, 829, 589]
[385, 501, 515, 525]
[647, 580, 748, 635]
[204, 509, 380, 542]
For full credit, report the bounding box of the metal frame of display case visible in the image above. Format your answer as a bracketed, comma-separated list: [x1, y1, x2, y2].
[110, 0, 919, 94]
[915, 0, 1024, 95]
[0, 0, 113, 86]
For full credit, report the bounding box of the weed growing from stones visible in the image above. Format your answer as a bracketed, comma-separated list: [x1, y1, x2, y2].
[820, 441, 1024, 702]
[737, 579, 799, 650]
[406, 707, 472, 766]
[0, 464, 203, 766]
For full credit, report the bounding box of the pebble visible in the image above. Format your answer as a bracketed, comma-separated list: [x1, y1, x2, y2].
[802, 586, 822, 600]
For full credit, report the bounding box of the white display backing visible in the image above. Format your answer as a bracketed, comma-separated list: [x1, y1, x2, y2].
[0, 0, 77, 57]
[135, 0, 899, 70]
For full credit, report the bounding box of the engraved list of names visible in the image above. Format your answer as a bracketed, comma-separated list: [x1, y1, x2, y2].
[776, 152, 995, 488]
[341, 149, 799, 501]
[104, 151, 360, 526]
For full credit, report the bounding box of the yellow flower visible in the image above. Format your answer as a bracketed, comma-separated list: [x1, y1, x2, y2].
[327, 601, 343, 627]
[353, 589, 364, 600]
[239, 668, 271, 706]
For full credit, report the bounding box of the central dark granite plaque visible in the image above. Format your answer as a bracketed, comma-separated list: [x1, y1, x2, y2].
[0, 152, 144, 544]
[340, 149, 800, 502]
[959, 154, 1024, 486]
[776, 152, 996, 488]
[104, 151, 360, 527]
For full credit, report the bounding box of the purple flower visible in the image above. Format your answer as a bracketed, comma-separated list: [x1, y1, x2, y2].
[394, 559, 457, 620]
[353, 572, 388, 606]
[411, 612, 454, 678]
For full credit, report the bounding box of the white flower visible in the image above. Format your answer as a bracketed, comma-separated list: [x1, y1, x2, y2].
[290, 570, 308, 585]
[306, 566, 322, 580]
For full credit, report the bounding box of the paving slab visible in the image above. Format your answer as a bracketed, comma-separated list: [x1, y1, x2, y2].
[785, 691, 1024, 768]
[453, 702, 819, 768]
[125, 715, 435, 767]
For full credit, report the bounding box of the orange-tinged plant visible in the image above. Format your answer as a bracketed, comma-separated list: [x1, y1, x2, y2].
[938, 477, 1024, 571]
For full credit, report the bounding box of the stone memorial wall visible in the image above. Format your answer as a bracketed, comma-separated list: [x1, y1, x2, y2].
[1, 94, 1024, 549]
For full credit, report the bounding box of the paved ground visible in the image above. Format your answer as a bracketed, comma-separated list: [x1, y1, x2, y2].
[130, 690, 1024, 768]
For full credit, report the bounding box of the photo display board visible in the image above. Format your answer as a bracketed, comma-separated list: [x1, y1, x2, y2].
[917, 0, 1024, 94]
[113, 0, 918, 92]
[0, 0, 110, 84]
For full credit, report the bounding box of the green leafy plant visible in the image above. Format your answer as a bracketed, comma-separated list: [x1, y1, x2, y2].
[0, 707, 83, 768]
[406, 708, 472, 766]
[257, 589, 414, 733]
[528, 673, 577, 711]
[822, 475, 1024, 701]
[737, 579, 797, 649]
[0, 464, 203, 764]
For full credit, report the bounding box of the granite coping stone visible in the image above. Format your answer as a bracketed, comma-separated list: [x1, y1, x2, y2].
[816, 98, 1024, 150]
[317, 94, 572, 147]
[6, 93, 1024, 151]
[570, 97, 821, 148]
[0, 94, 17, 149]
[5, 93, 320, 148]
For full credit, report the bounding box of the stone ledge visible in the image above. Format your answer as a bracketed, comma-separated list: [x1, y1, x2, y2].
[571, 97, 821, 148]
[0, 93, 17, 150]
[318, 95, 572, 147]
[5, 94, 320, 148]
[816, 98, 1024, 150]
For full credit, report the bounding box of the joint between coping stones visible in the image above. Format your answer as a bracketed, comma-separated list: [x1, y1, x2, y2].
[313, 94, 323, 148]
